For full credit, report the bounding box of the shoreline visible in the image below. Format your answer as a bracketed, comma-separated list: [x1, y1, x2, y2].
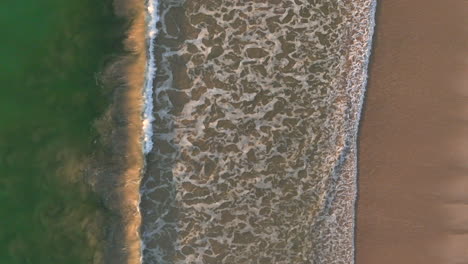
[356, 1, 468, 263]
[310, 1, 378, 262]
[353, 0, 381, 261]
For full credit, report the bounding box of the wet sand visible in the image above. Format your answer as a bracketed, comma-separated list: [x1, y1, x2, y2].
[356, 1, 468, 263]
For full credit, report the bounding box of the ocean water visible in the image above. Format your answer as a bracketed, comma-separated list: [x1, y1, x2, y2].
[139, 0, 376, 263]
[0, 0, 376, 263]
[0, 0, 127, 263]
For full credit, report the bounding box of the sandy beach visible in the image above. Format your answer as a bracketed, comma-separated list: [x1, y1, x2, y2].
[356, 1, 468, 263]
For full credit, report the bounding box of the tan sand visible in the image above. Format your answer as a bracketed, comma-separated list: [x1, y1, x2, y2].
[356, 1, 468, 263]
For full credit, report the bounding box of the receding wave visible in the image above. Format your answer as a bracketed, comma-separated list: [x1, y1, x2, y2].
[138, 0, 377, 263]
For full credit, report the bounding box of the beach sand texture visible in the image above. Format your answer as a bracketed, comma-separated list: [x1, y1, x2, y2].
[356, 1, 468, 263]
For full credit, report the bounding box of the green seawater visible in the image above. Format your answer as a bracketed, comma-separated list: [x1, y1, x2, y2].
[0, 0, 125, 263]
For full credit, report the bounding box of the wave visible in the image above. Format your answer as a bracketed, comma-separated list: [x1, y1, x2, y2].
[137, 0, 378, 263]
[142, 0, 160, 154]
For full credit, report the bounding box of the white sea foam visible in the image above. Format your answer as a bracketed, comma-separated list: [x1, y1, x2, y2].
[142, 0, 160, 154]
[139, 0, 378, 263]
[138, 1, 160, 262]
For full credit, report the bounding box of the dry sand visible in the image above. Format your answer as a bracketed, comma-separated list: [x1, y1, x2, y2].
[356, 1, 468, 263]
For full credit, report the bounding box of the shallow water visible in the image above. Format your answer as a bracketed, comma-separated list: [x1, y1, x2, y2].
[140, 0, 376, 263]
[0, 0, 126, 263]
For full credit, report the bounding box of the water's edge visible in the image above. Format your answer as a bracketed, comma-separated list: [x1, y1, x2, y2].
[351, 0, 378, 263]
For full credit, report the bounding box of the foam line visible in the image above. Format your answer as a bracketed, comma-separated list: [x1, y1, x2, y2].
[142, 0, 160, 154]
